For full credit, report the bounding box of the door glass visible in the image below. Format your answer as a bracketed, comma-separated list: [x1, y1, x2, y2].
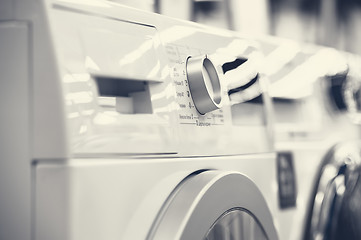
[204, 208, 268, 240]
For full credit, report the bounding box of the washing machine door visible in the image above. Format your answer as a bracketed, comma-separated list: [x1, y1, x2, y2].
[147, 170, 278, 240]
[306, 141, 361, 240]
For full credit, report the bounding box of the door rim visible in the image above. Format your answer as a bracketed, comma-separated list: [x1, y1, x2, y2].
[147, 170, 278, 240]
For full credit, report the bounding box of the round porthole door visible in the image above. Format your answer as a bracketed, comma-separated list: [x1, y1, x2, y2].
[147, 170, 278, 240]
[305, 141, 361, 240]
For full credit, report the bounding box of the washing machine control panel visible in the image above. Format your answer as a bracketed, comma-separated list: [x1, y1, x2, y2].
[167, 46, 226, 126]
[38, 0, 274, 157]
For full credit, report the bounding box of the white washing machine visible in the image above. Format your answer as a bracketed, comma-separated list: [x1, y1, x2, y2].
[257, 37, 361, 240]
[303, 53, 361, 240]
[0, 0, 279, 239]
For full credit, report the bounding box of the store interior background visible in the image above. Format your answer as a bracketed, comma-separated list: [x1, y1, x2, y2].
[111, 0, 361, 55]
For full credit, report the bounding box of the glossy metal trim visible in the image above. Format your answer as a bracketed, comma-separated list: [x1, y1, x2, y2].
[308, 141, 361, 240]
[148, 170, 278, 240]
[186, 55, 222, 115]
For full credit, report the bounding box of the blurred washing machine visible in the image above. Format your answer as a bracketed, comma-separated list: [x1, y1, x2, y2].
[303, 53, 361, 240]
[258, 37, 361, 240]
[0, 0, 279, 239]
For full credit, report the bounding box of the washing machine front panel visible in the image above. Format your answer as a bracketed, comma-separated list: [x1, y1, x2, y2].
[273, 143, 335, 240]
[35, 154, 279, 240]
[40, 0, 274, 158]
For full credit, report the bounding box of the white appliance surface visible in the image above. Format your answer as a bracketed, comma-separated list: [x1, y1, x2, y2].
[0, 0, 279, 239]
[258, 36, 361, 240]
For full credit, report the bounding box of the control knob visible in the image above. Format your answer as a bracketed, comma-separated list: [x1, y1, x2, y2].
[328, 71, 361, 116]
[186, 55, 222, 115]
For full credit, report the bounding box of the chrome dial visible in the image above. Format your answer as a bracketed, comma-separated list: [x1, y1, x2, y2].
[186, 55, 222, 115]
[327, 71, 361, 123]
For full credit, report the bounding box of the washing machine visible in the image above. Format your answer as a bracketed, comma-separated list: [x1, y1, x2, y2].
[257, 36, 361, 240]
[0, 0, 279, 239]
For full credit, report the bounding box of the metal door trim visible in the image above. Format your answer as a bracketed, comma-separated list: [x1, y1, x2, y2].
[148, 170, 278, 240]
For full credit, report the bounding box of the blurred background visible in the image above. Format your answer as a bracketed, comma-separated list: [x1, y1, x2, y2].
[110, 0, 361, 55]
